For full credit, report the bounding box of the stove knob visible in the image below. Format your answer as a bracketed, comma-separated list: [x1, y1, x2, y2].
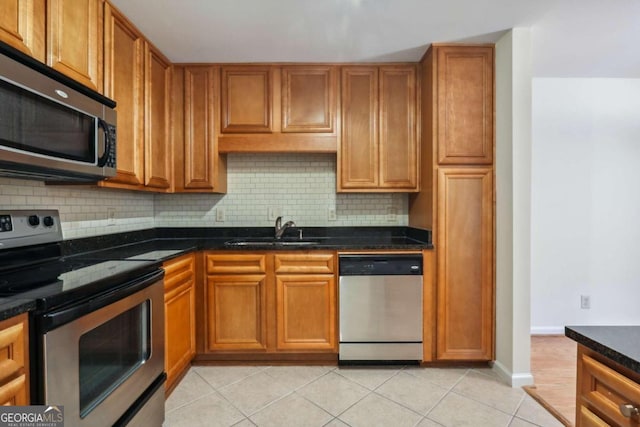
[43, 216, 54, 227]
[28, 215, 40, 227]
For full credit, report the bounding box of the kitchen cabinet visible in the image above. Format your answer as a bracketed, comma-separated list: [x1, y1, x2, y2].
[218, 65, 338, 153]
[171, 65, 227, 193]
[339, 65, 418, 192]
[436, 167, 494, 361]
[0, 0, 45, 61]
[205, 254, 268, 351]
[274, 253, 336, 351]
[101, 3, 172, 192]
[434, 45, 494, 165]
[202, 252, 337, 358]
[576, 344, 640, 427]
[47, 0, 103, 92]
[163, 254, 196, 394]
[409, 44, 495, 362]
[0, 313, 29, 406]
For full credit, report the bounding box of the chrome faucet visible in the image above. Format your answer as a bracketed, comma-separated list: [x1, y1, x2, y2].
[274, 216, 296, 239]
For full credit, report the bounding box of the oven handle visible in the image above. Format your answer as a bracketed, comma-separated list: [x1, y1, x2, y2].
[40, 269, 164, 332]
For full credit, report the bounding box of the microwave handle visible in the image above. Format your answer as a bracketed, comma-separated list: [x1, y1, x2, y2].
[97, 119, 114, 167]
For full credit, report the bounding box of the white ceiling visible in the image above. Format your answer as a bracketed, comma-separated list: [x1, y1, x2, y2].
[110, 0, 640, 78]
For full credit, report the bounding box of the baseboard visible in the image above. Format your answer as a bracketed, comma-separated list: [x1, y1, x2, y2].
[530, 326, 565, 335]
[492, 360, 534, 388]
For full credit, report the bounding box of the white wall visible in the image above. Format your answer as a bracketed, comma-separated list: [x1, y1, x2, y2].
[531, 78, 640, 333]
[494, 28, 534, 387]
[1, 154, 408, 239]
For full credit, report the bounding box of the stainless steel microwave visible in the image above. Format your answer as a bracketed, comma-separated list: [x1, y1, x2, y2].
[0, 44, 116, 182]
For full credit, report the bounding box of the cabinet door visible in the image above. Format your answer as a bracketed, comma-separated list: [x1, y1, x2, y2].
[339, 67, 379, 189]
[436, 46, 494, 165]
[164, 255, 196, 392]
[144, 43, 172, 190]
[206, 275, 267, 351]
[379, 66, 418, 190]
[0, 314, 29, 405]
[437, 167, 493, 360]
[182, 66, 223, 191]
[281, 66, 336, 133]
[47, 0, 103, 92]
[275, 275, 336, 351]
[102, 4, 144, 187]
[221, 66, 272, 133]
[0, 0, 45, 61]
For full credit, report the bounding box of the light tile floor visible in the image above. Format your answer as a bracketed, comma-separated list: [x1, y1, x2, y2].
[164, 365, 564, 427]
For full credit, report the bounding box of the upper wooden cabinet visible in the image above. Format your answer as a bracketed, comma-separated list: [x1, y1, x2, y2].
[47, 0, 103, 92]
[281, 66, 336, 133]
[0, 314, 29, 406]
[218, 65, 338, 153]
[339, 65, 418, 192]
[434, 45, 494, 165]
[0, 0, 45, 61]
[221, 66, 273, 133]
[102, 3, 144, 187]
[171, 65, 227, 193]
[101, 4, 171, 192]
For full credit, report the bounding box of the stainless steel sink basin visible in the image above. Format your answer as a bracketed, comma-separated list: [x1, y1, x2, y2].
[224, 239, 319, 247]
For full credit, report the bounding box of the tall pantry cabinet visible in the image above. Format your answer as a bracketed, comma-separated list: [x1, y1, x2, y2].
[410, 44, 495, 361]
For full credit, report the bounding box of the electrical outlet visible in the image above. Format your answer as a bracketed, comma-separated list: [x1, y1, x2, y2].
[107, 208, 116, 226]
[580, 295, 591, 309]
[267, 207, 281, 221]
[328, 209, 337, 221]
[216, 208, 225, 222]
[386, 206, 397, 222]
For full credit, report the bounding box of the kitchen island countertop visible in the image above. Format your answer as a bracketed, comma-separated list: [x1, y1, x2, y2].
[565, 325, 640, 375]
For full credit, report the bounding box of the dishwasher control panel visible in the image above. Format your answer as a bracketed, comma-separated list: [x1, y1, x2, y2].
[338, 254, 422, 276]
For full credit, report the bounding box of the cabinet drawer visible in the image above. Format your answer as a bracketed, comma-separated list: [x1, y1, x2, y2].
[206, 254, 266, 274]
[579, 405, 610, 427]
[274, 253, 335, 274]
[580, 353, 640, 426]
[163, 254, 195, 293]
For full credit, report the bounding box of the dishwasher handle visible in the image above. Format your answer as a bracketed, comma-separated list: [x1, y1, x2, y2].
[339, 254, 423, 276]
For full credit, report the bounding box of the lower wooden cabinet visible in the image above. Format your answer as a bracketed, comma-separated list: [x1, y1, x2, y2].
[436, 167, 494, 361]
[163, 254, 196, 393]
[203, 252, 337, 356]
[0, 313, 29, 405]
[576, 344, 640, 427]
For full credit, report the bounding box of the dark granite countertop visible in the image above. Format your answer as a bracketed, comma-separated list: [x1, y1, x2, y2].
[1, 226, 432, 319]
[565, 325, 640, 375]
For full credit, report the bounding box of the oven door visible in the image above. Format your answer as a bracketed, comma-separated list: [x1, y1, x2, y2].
[41, 271, 164, 427]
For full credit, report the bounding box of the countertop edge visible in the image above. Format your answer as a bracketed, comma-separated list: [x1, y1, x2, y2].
[565, 326, 640, 375]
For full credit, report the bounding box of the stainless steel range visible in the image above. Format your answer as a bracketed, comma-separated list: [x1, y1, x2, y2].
[0, 210, 165, 427]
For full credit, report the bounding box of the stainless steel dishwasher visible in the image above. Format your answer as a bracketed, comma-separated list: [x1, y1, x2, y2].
[339, 254, 423, 362]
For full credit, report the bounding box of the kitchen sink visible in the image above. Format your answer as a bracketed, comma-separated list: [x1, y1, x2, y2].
[224, 239, 319, 247]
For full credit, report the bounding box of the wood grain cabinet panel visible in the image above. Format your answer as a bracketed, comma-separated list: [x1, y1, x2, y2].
[206, 274, 268, 351]
[436, 46, 494, 165]
[205, 254, 266, 275]
[0, 0, 45, 61]
[436, 167, 494, 361]
[275, 274, 336, 351]
[163, 254, 196, 393]
[144, 44, 172, 190]
[379, 66, 418, 189]
[340, 67, 379, 189]
[340, 65, 418, 192]
[0, 314, 29, 406]
[274, 253, 335, 274]
[577, 348, 640, 427]
[281, 66, 336, 133]
[179, 65, 227, 192]
[221, 66, 272, 133]
[102, 3, 144, 187]
[47, 0, 103, 92]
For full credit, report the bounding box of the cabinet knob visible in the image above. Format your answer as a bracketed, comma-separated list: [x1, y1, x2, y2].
[620, 403, 640, 418]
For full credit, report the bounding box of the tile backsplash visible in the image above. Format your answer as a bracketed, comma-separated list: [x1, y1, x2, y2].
[1, 153, 408, 240]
